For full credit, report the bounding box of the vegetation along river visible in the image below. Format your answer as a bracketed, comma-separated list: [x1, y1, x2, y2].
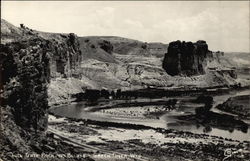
[50, 88, 250, 141]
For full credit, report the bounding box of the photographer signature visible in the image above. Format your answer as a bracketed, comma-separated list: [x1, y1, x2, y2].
[223, 148, 247, 161]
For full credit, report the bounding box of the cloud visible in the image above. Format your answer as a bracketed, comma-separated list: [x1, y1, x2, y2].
[2, 1, 249, 52]
[124, 19, 144, 29]
[150, 7, 249, 52]
[94, 7, 115, 28]
[152, 8, 220, 39]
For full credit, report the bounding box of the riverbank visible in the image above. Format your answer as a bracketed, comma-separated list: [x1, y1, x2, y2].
[216, 95, 250, 120]
[48, 85, 250, 107]
[49, 88, 250, 140]
[47, 87, 250, 160]
[48, 114, 250, 161]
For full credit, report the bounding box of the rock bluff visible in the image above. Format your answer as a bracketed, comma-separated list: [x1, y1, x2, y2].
[163, 40, 211, 76]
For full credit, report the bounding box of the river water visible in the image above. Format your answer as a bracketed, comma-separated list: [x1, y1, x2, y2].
[50, 89, 250, 141]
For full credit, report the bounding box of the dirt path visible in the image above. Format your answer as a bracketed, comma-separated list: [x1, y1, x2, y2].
[48, 127, 149, 161]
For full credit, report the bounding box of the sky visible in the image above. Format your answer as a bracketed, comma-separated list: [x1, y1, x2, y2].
[1, 1, 250, 52]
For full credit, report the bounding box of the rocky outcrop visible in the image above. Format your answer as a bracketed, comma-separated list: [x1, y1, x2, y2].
[163, 40, 212, 76]
[1, 19, 244, 108]
[1, 37, 51, 131]
[0, 32, 85, 160]
[48, 33, 82, 78]
[0, 32, 82, 130]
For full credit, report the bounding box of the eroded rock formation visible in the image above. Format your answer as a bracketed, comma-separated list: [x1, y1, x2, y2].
[0, 33, 83, 160]
[163, 40, 212, 76]
[49, 33, 82, 78]
[0, 33, 82, 131]
[1, 38, 51, 131]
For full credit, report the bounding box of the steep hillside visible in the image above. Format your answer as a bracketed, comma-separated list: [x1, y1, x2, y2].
[78, 37, 243, 91]
[78, 37, 117, 63]
[78, 36, 171, 90]
[79, 36, 168, 59]
[0, 34, 93, 161]
[1, 19, 72, 44]
[1, 19, 28, 43]
[0, 19, 96, 160]
[1, 19, 246, 106]
[1, 37, 51, 131]
[0, 37, 51, 160]
[1, 18, 248, 161]
[1, 19, 96, 105]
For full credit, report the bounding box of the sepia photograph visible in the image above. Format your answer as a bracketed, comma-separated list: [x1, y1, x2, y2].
[0, 1, 250, 161]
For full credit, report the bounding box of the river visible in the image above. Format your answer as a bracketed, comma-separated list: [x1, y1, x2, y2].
[50, 88, 250, 141]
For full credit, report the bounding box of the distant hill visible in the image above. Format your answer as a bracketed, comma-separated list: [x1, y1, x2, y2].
[78, 36, 168, 63]
[1, 19, 248, 96]
[78, 36, 118, 63]
[223, 52, 250, 68]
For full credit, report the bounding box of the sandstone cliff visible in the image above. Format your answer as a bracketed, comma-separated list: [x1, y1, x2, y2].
[1, 19, 246, 108]
[0, 30, 83, 130]
[47, 33, 82, 78]
[78, 37, 243, 92]
[1, 38, 51, 131]
[77, 36, 170, 90]
[162, 40, 212, 76]
[0, 20, 84, 159]
[0, 37, 51, 160]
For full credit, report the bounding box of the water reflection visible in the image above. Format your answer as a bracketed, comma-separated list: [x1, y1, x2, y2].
[50, 89, 250, 141]
[166, 119, 249, 141]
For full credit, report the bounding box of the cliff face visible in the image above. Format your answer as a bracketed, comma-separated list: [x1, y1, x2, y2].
[76, 36, 169, 90]
[1, 19, 244, 109]
[162, 40, 211, 76]
[1, 37, 51, 131]
[77, 37, 242, 91]
[0, 20, 84, 159]
[0, 33, 82, 131]
[48, 33, 82, 78]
